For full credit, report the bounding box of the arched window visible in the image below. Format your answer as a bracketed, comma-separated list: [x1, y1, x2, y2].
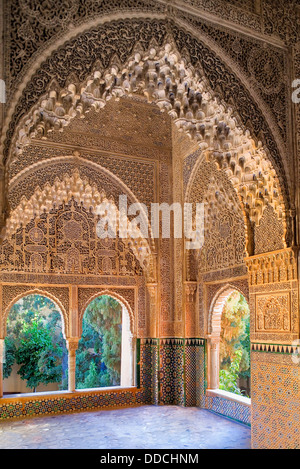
[76, 295, 134, 390]
[219, 292, 250, 397]
[207, 287, 250, 398]
[3, 294, 68, 395]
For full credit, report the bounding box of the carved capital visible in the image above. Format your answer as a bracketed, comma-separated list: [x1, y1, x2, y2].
[185, 283, 197, 303]
[66, 337, 80, 354]
[0, 338, 5, 362]
[245, 248, 297, 286]
[147, 283, 157, 299]
[207, 336, 220, 350]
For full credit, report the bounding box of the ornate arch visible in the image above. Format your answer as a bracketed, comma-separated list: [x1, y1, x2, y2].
[186, 155, 248, 276]
[208, 283, 250, 336]
[1, 287, 69, 339]
[9, 42, 260, 160]
[3, 158, 155, 279]
[3, 37, 288, 249]
[78, 289, 135, 337]
[1, 17, 291, 213]
[185, 148, 286, 253]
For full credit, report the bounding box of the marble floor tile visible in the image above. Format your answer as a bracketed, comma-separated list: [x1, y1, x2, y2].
[0, 406, 251, 449]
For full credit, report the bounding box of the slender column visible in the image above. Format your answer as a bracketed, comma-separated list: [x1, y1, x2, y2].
[0, 338, 4, 397]
[147, 284, 158, 338]
[0, 165, 5, 235]
[207, 337, 220, 390]
[67, 338, 79, 392]
[184, 283, 197, 338]
[125, 332, 135, 387]
[130, 335, 136, 386]
[121, 306, 134, 387]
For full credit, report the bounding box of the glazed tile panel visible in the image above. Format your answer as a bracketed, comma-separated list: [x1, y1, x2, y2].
[205, 396, 251, 426]
[141, 338, 206, 407]
[0, 389, 139, 421]
[139, 339, 159, 405]
[185, 340, 206, 408]
[0, 338, 251, 428]
[251, 352, 300, 449]
[159, 339, 185, 406]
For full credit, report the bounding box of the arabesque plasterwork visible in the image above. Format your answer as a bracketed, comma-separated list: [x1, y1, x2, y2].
[0, 0, 299, 449]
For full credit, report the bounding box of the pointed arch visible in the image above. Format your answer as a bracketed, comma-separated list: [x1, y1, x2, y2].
[3, 158, 155, 278]
[1, 16, 291, 216]
[2, 289, 68, 340]
[3, 39, 288, 247]
[208, 283, 250, 337]
[78, 289, 135, 338]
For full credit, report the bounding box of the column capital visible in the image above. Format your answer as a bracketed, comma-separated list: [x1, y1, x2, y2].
[67, 338, 79, 392]
[207, 335, 221, 347]
[185, 283, 197, 301]
[0, 337, 4, 362]
[146, 283, 158, 296]
[0, 338, 3, 397]
[66, 337, 80, 353]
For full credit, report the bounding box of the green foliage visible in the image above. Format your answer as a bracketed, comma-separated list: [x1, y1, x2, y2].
[3, 336, 16, 379]
[75, 318, 103, 387]
[219, 292, 250, 396]
[76, 296, 122, 389]
[4, 294, 68, 392]
[239, 319, 250, 381]
[15, 317, 62, 392]
[219, 350, 243, 396]
[5, 293, 123, 393]
[77, 360, 100, 389]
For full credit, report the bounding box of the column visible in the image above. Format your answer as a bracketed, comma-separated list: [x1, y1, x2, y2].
[67, 338, 80, 392]
[207, 336, 220, 390]
[129, 333, 135, 387]
[0, 338, 4, 397]
[0, 165, 5, 237]
[184, 283, 197, 338]
[147, 284, 157, 338]
[121, 306, 134, 387]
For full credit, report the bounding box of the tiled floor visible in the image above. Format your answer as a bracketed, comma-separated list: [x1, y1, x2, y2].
[0, 406, 251, 449]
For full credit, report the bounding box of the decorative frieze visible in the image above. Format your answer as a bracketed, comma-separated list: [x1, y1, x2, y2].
[245, 248, 297, 286]
[246, 248, 298, 344]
